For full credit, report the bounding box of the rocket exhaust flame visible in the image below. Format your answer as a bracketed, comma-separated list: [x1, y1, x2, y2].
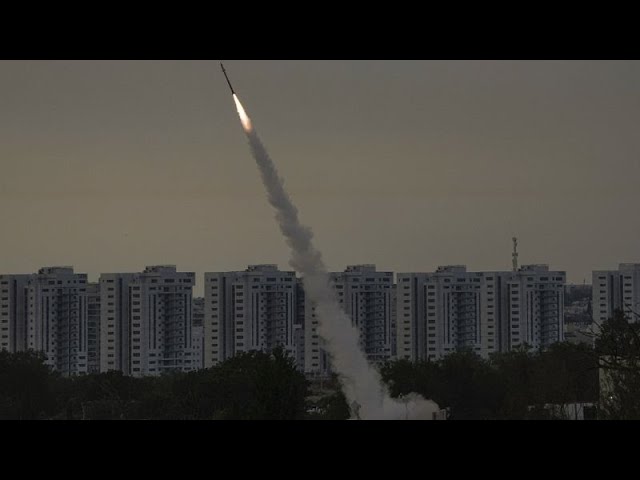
[229, 91, 438, 420]
[233, 94, 253, 132]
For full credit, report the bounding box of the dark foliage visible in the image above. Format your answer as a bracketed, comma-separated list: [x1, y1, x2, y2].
[595, 309, 640, 419]
[6, 312, 640, 420]
[381, 342, 599, 420]
[0, 350, 55, 419]
[1, 346, 308, 420]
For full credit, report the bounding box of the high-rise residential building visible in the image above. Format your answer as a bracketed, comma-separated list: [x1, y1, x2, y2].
[191, 325, 204, 370]
[299, 277, 329, 377]
[593, 263, 640, 326]
[86, 282, 101, 374]
[27, 267, 92, 375]
[204, 265, 299, 369]
[192, 297, 204, 327]
[191, 297, 205, 371]
[303, 265, 395, 376]
[0, 274, 32, 353]
[396, 266, 504, 362]
[1, 267, 91, 375]
[506, 265, 565, 351]
[397, 265, 565, 362]
[99, 272, 135, 375]
[294, 280, 306, 371]
[99, 265, 195, 377]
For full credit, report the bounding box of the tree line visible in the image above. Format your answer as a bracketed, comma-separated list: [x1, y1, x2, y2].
[380, 342, 598, 420]
[0, 348, 309, 420]
[1, 310, 638, 420]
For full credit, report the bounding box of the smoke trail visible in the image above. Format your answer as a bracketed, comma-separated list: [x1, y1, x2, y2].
[232, 94, 439, 419]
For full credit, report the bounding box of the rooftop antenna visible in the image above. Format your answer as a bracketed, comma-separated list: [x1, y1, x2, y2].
[512, 237, 519, 272]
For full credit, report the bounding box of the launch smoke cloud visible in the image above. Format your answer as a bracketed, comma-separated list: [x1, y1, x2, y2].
[230, 88, 438, 420]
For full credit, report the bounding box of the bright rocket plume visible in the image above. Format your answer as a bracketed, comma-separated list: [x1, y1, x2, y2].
[233, 94, 252, 132]
[231, 92, 439, 420]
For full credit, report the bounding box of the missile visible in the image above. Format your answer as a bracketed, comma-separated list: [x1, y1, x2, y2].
[220, 63, 235, 95]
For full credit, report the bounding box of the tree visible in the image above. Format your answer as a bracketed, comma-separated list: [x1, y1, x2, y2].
[381, 351, 504, 420]
[595, 309, 640, 419]
[207, 347, 309, 420]
[0, 350, 55, 419]
[436, 349, 504, 420]
[380, 358, 441, 406]
[537, 343, 598, 404]
[490, 345, 539, 419]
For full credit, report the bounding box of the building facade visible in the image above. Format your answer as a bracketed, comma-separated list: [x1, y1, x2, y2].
[396, 266, 504, 362]
[99, 265, 195, 377]
[86, 282, 101, 374]
[592, 264, 640, 326]
[303, 265, 395, 375]
[192, 297, 204, 327]
[191, 298, 205, 370]
[0, 274, 32, 353]
[1, 267, 92, 375]
[397, 265, 565, 362]
[203, 265, 299, 369]
[191, 325, 204, 370]
[506, 265, 565, 351]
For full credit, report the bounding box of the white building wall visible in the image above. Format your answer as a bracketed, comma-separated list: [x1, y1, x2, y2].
[301, 279, 329, 376]
[397, 267, 504, 361]
[100, 266, 195, 377]
[1, 268, 91, 375]
[593, 264, 640, 326]
[204, 265, 298, 369]
[190, 325, 204, 371]
[100, 273, 135, 374]
[0, 274, 32, 353]
[304, 265, 394, 375]
[507, 265, 565, 350]
[398, 265, 565, 361]
[86, 283, 101, 374]
[20, 267, 90, 375]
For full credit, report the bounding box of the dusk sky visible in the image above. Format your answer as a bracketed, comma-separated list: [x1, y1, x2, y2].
[1, 60, 639, 295]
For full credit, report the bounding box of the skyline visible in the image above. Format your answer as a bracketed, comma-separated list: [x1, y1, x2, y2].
[2, 60, 639, 296]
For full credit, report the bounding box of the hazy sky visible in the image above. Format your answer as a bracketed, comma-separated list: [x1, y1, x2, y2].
[1, 60, 639, 295]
